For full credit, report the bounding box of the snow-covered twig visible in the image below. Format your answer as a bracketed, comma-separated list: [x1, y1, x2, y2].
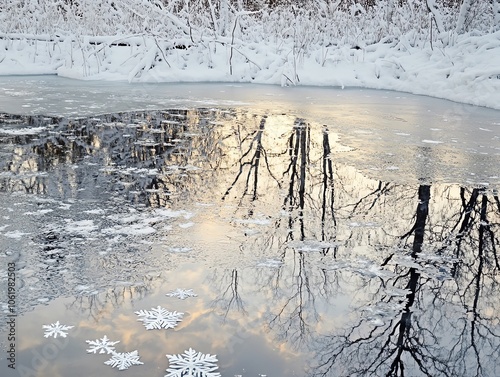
[153, 36, 171, 68]
[229, 16, 238, 75]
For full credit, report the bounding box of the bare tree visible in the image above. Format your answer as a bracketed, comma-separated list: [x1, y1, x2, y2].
[456, 0, 474, 33]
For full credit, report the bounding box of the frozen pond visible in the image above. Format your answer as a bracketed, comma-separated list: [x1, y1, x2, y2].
[0, 77, 499, 377]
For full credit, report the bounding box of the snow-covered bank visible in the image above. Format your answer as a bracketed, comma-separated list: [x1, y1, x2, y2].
[0, 32, 500, 109]
[1, 0, 499, 109]
[1, 31, 499, 110]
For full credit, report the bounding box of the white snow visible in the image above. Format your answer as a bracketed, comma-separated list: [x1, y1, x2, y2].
[0, 2, 499, 109]
[166, 288, 198, 300]
[103, 223, 156, 236]
[64, 219, 98, 235]
[154, 208, 193, 220]
[167, 247, 192, 254]
[23, 209, 53, 216]
[256, 259, 284, 269]
[422, 139, 444, 144]
[84, 209, 106, 215]
[362, 301, 407, 325]
[348, 222, 379, 228]
[3, 230, 30, 239]
[286, 240, 340, 252]
[234, 217, 271, 225]
[0, 126, 47, 135]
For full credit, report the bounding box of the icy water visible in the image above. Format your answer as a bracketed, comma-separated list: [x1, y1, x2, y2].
[0, 77, 499, 377]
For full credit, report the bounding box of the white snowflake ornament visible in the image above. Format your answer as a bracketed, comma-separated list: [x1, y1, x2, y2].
[105, 350, 144, 370]
[86, 335, 120, 354]
[166, 288, 198, 300]
[135, 305, 184, 330]
[166, 348, 221, 377]
[43, 321, 74, 338]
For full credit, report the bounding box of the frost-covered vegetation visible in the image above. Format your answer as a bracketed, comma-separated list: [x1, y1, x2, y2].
[1, 0, 498, 39]
[1, 1, 500, 107]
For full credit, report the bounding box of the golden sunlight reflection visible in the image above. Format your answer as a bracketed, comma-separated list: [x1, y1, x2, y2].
[1, 108, 499, 377]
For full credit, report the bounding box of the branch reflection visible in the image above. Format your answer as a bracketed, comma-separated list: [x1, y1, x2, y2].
[1, 110, 498, 376]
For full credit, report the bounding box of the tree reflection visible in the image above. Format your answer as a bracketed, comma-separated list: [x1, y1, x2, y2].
[213, 113, 499, 376]
[1, 110, 499, 376]
[0, 109, 227, 318]
[312, 185, 500, 377]
[445, 188, 500, 377]
[245, 120, 338, 345]
[281, 119, 309, 241]
[0, 110, 225, 206]
[222, 115, 279, 204]
[67, 284, 150, 322]
[210, 268, 247, 319]
[321, 127, 336, 239]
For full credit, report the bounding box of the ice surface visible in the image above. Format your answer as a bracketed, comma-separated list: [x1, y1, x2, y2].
[0, 105, 498, 377]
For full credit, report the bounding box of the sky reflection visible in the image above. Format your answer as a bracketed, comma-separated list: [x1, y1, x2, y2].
[0, 107, 499, 376]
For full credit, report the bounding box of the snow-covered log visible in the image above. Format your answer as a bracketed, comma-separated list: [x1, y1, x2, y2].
[0, 33, 192, 50]
[0, 33, 143, 46]
[0, 33, 67, 43]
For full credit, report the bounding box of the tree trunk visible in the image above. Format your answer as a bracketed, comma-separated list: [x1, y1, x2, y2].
[386, 0, 396, 30]
[494, 0, 500, 31]
[456, 0, 473, 33]
[426, 0, 445, 34]
[219, 0, 229, 37]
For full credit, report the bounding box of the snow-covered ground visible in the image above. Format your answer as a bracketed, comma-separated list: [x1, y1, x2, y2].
[1, 1, 500, 109]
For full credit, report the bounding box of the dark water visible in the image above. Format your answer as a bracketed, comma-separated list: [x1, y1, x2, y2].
[0, 107, 499, 377]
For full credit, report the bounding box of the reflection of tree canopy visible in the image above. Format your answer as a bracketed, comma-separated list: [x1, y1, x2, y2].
[2, 110, 499, 375]
[0, 109, 230, 319]
[68, 284, 150, 322]
[212, 114, 499, 376]
[312, 186, 500, 377]
[0, 110, 229, 206]
[212, 114, 341, 346]
[209, 268, 247, 319]
[222, 115, 279, 204]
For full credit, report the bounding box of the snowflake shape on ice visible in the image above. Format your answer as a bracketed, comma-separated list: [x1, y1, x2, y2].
[166, 288, 198, 300]
[135, 306, 184, 330]
[104, 350, 143, 370]
[166, 348, 221, 377]
[43, 321, 74, 338]
[86, 335, 120, 354]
